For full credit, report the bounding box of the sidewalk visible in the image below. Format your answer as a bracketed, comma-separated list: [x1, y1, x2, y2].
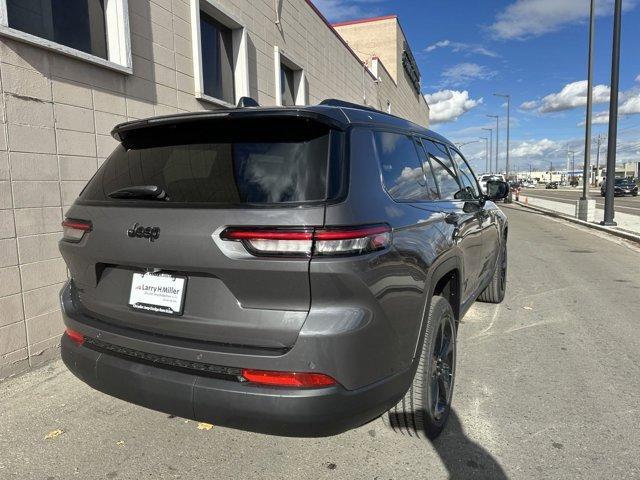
[518, 193, 640, 236]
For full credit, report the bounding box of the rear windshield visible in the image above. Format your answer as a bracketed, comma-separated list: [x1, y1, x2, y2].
[80, 117, 337, 206]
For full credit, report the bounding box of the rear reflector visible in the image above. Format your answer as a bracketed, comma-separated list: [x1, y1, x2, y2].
[220, 225, 391, 257]
[65, 328, 85, 346]
[241, 369, 337, 388]
[62, 219, 92, 243]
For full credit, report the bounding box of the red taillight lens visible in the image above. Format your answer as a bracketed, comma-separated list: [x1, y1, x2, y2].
[221, 228, 314, 256]
[314, 225, 391, 256]
[241, 369, 337, 388]
[220, 225, 391, 257]
[62, 219, 92, 243]
[65, 328, 85, 346]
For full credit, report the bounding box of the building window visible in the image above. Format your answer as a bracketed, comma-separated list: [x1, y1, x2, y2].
[0, 0, 131, 72]
[274, 46, 306, 106]
[280, 64, 295, 106]
[191, 1, 249, 107]
[200, 12, 234, 104]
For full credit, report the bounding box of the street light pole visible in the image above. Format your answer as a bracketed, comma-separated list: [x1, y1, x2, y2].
[581, 0, 596, 201]
[482, 127, 493, 173]
[603, 0, 623, 226]
[595, 134, 603, 186]
[480, 137, 489, 173]
[487, 115, 499, 174]
[494, 94, 511, 180]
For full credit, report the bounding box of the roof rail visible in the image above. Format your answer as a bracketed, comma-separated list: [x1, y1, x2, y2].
[319, 99, 382, 114]
[237, 96, 260, 108]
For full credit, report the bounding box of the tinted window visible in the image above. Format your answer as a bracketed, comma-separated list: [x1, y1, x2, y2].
[81, 121, 332, 205]
[281, 64, 296, 106]
[374, 132, 428, 201]
[449, 148, 479, 199]
[422, 140, 461, 200]
[200, 12, 235, 104]
[7, 0, 107, 58]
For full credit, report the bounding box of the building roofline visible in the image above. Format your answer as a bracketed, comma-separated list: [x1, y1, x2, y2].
[304, 0, 376, 80]
[331, 14, 398, 28]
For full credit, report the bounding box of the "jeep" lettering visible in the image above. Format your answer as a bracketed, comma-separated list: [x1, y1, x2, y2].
[127, 223, 160, 242]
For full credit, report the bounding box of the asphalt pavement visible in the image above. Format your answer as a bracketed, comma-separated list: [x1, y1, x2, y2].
[1, 205, 640, 480]
[521, 187, 640, 216]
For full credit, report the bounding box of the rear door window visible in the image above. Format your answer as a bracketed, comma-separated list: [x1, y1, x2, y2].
[373, 131, 429, 202]
[421, 139, 461, 200]
[80, 119, 334, 206]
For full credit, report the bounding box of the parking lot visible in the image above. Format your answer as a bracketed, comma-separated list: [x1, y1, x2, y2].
[2, 205, 640, 480]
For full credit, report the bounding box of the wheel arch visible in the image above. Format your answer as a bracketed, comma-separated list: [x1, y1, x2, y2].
[412, 255, 462, 360]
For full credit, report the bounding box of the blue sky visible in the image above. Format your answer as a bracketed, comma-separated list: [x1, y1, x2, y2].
[314, 0, 640, 173]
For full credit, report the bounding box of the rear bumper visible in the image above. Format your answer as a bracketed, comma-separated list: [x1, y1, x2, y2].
[61, 334, 410, 437]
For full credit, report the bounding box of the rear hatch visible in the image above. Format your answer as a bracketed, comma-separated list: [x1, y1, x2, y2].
[60, 113, 346, 350]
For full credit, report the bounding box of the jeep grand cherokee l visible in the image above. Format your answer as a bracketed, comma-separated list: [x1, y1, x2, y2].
[59, 100, 509, 439]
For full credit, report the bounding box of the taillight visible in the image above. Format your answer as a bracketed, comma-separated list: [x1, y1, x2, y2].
[65, 328, 85, 346]
[314, 225, 391, 256]
[220, 225, 391, 257]
[62, 219, 92, 243]
[241, 369, 337, 388]
[220, 228, 314, 256]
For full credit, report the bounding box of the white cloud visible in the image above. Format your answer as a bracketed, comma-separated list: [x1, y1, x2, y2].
[520, 100, 539, 110]
[523, 80, 611, 113]
[511, 138, 560, 159]
[425, 40, 499, 58]
[424, 90, 483, 124]
[440, 63, 498, 87]
[313, 0, 385, 22]
[636, 74, 640, 83]
[588, 92, 640, 125]
[489, 0, 638, 40]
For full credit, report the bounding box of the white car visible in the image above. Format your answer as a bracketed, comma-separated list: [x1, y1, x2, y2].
[479, 174, 506, 194]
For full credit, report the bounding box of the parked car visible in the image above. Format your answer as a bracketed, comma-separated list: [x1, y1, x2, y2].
[58, 99, 509, 440]
[479, 173, 506, 194]
[601, 178, 639, 197]
[546, 181, 559, 189]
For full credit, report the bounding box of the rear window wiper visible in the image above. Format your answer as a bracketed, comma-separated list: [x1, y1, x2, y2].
[108, 185, 168, 200]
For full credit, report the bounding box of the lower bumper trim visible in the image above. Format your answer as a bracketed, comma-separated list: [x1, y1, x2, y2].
[61, 335, 411, 437]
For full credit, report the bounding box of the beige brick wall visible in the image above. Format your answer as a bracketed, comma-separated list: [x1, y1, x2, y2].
[0, 0, 429, 379]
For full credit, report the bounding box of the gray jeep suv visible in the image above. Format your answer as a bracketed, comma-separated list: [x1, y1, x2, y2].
[59, 100, 508, 439]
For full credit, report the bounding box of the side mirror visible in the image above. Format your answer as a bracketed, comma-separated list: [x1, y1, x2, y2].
[485, 180, 509, 201]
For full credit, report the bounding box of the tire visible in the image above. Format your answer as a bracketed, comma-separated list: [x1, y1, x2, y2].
[477, 238, 507, 303]
[383, 296, 456, 440]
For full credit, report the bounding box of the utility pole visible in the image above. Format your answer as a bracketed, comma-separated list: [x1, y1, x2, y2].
[487, 115, 499, 175]
[480, 137, 489, 174]
[494, 93, 511, 180]
[568, 150, 577, 184]
[482, 127, 493, 173]
[603, 0, 623, 226]
[595, 134, 603, 186]
[581, 0, 596, 204]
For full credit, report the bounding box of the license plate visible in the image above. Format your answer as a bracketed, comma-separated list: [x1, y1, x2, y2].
[129, 272, 187, 315]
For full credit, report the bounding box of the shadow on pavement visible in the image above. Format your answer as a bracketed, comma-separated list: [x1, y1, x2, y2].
[431, 410, 509, 480]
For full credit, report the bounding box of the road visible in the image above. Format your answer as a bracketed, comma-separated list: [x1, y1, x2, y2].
[520, 187, 640, 216]
[2, 205, 640, 480]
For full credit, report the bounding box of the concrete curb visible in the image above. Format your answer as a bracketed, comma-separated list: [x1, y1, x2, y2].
[514, 200, 640, 245]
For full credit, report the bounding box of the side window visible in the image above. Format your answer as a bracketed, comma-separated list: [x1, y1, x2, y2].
[449, 148, 480, 199]
[422, 140, 461, 200]
[374, 131, 428, 201]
